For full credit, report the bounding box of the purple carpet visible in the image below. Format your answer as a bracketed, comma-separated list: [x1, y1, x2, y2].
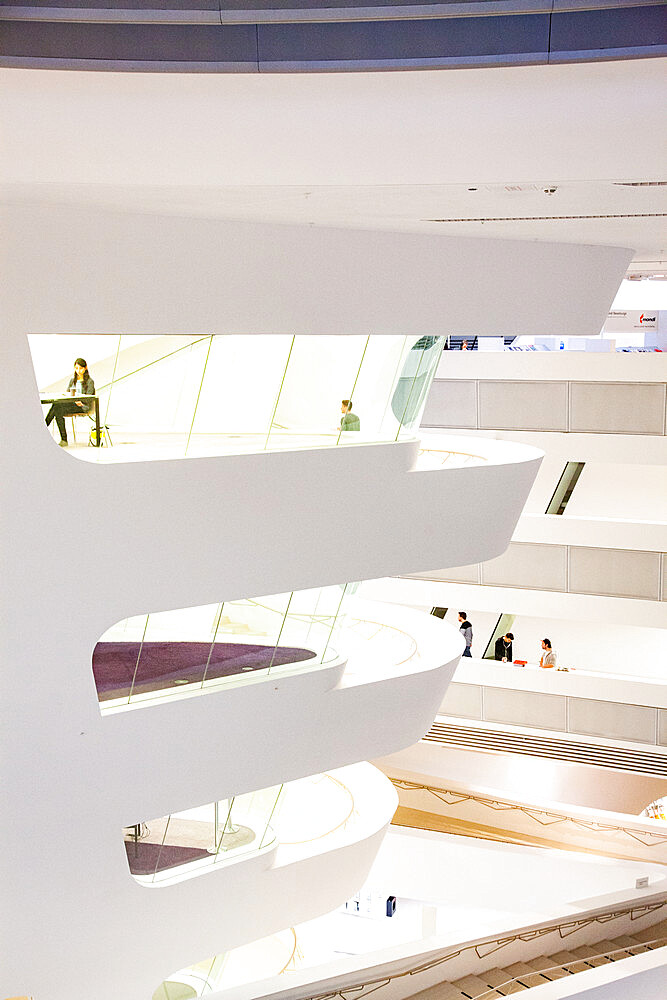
[124, 840, 211, 876]
[93, 641, 316, 701]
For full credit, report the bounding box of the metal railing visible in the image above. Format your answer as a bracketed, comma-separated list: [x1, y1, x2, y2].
[390, 778, 667, 850]
[474, 935, 667, 1000]
[298, 900, 666, 1000]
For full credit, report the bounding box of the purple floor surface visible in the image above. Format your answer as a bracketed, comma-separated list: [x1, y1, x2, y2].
[124, 840, 211, 876]
[93, 641, 316, 701]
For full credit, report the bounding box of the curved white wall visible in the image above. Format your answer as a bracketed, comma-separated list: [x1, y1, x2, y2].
[3, 201, 630, 338]
[0, 213, 546, 1000]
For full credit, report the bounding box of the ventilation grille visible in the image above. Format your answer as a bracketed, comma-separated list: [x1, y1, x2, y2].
[424, 721, 667, 777]
[426, 213, 667, 223]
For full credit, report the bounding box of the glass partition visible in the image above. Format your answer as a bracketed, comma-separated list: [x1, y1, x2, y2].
[30, 333, 443, 460]
[124, 783, 283, 886]
[94, 584, 350, 711]
[126, 769, 356, 890]
[187, 335, 294, 449]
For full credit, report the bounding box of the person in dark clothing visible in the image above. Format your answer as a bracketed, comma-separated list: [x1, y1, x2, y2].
[494, 632, 514, 662]
[45, 358, 95, 447]
[458, 611, 473, 657]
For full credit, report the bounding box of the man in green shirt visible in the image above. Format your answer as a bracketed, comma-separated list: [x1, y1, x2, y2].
[339, 399, 360, 432]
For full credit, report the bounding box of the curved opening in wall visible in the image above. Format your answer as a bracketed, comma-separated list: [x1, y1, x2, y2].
[124, 785, 283, 887]
[29, 333, 443, 462]
[94, 584, 352, 712]
[152, 929, 298, 1000]
[126, 771, 357, 888]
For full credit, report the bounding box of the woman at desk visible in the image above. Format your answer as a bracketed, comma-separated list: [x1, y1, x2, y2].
[45, 358, 95, 447]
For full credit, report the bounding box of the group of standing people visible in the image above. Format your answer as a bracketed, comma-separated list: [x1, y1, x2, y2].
[457, 612, 557, 668]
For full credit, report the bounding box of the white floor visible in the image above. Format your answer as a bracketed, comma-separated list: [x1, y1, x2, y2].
[52, 430, 484, 467]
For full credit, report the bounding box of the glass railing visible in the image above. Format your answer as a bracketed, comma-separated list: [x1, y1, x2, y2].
[30, 333, 443, 461]
[95, 584, 351, 711]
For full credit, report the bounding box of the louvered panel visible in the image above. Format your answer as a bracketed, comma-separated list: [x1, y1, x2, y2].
[424, 722, 667, 777]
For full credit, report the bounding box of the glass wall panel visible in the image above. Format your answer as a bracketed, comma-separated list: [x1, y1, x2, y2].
[266, 335, 369, 449]
[103, 336, 210, 441]
[94, 585, 351, 712]
[31, 333, 443, 460]
[390, 335, 444, 437]
[351, 334, 410, 440]
[124, 784, 283, 886]
[29, 333, 120, 393]
[127, 768, 357, 888]
[207, 591, 294, 684]
[186, 335, 294, 454]
[95, 604, 223, 707]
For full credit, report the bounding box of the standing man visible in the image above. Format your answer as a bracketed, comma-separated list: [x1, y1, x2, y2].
[458, 612, 473, 657]
[539, 638, 557, 668]
[339, 399, 360, 432]
[494, 632, 514, 662]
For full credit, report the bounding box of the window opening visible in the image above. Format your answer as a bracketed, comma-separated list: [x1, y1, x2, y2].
[546, 461, 585, 515]
[483, 613, 516, 660]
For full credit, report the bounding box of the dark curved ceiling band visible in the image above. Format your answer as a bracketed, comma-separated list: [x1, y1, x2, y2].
[1, 2, 666, 70]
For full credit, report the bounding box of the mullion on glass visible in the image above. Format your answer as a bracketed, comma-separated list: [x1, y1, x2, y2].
[127, 613, 150, 704]
[264, 335, 295, 452]
[200, 602, 226, 690]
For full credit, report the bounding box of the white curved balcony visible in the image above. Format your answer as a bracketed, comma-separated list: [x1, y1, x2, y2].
[3, 342, 541, 1000]
[5, 426, 541, 639]
[0, 596, 465, 1000]
[4, 336, 541, 1000]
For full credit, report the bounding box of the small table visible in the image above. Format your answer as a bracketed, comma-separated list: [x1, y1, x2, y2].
[41, 395, 101, 447]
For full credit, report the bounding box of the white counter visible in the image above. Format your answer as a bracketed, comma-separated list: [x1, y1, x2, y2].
[453, 657, 667, 710]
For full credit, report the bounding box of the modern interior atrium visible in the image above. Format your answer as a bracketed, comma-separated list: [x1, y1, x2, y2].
[1, 4, 666, 1000]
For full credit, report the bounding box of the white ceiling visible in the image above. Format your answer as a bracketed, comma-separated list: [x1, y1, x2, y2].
[2, 58, 666, 263]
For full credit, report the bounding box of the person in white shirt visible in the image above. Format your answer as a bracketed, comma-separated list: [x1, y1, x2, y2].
[539, 638, 557, 668]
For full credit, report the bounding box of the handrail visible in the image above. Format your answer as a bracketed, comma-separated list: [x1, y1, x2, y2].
[418, 447, 487, 465]
[279, 774, 356, 846]
[293, 899, 666, 1000]
[390, 778, 667, 848]
[346, 619, 419, 667]
[474, 935, 667, 1000]
[279, 928, 301, 977]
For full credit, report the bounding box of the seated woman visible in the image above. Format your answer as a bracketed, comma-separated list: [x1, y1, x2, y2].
[45, 358, 96, 447]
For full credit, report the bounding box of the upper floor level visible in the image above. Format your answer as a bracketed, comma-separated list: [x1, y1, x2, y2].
[2, 0, 665, 72]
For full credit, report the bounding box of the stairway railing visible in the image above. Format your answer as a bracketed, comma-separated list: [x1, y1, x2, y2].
[390, 777, 667, 853]
[473, 934, 667, 1000]
[283, 898, 667, 1000]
